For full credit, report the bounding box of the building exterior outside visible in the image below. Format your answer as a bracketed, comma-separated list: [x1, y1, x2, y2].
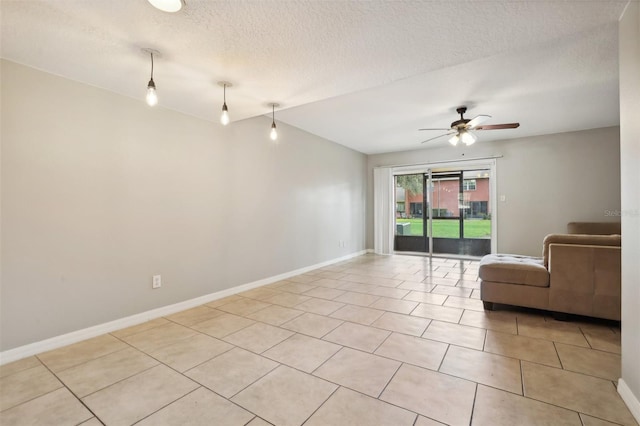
[397, 177, 490, 219]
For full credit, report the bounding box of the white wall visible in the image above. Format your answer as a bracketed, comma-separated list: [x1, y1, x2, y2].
[619, 1, 640, 418]
[367, 127, 621, 256]
[0, 60, 367, 351]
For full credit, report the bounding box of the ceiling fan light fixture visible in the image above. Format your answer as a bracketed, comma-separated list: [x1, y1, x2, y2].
[148, 0, 184, 13]
[460, 130, 477, 145]
[418, 106, 519, 147]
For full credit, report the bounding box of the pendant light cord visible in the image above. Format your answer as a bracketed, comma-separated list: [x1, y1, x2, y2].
[223, 84, 226, 103]
[150, 52, 154, 80]
[272, 104, 275, 124]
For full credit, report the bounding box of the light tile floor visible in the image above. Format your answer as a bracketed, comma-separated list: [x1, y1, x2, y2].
[0, 254, 636, 426]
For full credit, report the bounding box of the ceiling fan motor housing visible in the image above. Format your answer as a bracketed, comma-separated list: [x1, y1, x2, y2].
[451, 118, 470, 129]
[452, 106, 470, 129]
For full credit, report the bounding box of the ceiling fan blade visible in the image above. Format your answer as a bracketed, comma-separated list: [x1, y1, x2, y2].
[418, 128, 452, 131]
[421, 132, 455, 144]
[466, 114, 491, 129]
[475, 123, 520, 130]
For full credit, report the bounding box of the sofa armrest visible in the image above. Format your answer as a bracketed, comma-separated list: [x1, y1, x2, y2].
[542, 234, 621, 267]
[548, 243, 621, 320]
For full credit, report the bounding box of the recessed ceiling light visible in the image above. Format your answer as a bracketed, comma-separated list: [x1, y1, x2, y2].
[147, 0, 184, 13]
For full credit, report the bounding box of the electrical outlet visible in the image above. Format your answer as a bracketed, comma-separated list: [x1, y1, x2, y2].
[152, 275, 162, 289]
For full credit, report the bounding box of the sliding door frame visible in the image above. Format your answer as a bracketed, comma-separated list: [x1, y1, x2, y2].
[391, 158, 498, 256]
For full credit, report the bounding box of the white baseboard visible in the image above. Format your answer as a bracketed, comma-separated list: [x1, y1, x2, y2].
[619, 378, 640, 423]
[0, 249, 369, 365]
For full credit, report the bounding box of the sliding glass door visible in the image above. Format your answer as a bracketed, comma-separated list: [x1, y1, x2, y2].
[394, 167, 492, 257]
[429, 171, 462, 254]
[394, 173, 426, 252]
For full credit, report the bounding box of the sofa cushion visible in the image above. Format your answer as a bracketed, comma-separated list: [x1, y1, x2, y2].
[542, 234, 621, 267]
[567, 221, 621, 235]
[479, 254, 550, 287]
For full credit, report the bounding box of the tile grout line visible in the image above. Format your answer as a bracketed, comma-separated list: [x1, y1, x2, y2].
[307, 347, 437, 413]
[520, 359, 525, 396]
[180, 344, 236, 375]
[481, 322, 488, 351]
[309, 346, 345, 376]
[111, 318, 171, 340]
[311, 365, 417, 414]
[411, 413, 419, 426]
[375, 361, 404, 399]
[84, 333, 196, 392]
[39, 344, 131, 376]
[77, 363, 161, 400]
[436, 344, 451, 372]
[129, 386, 202, 425]
[298, 385, 340, 425]
[516, 388, 629, 425]
[371, 331, 394, 354]
[468, 383, 479, 426]
[552, 341, 565, 370]
[0, 385, 64, 417]
[578, 325, 594, 349]
[34, 356, 103, 424]
[223, 362, 282, 401]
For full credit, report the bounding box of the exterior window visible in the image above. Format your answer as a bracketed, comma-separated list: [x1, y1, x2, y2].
[465, 201, 489, 218]
[410, 202, 423, 218]
[396, 201, 405, 213]
[463, 179, 476, 191]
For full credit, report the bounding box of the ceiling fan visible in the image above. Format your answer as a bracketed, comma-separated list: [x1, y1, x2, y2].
[419, 106, 520, 146]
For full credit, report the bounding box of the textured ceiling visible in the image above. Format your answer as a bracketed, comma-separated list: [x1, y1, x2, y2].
[0, 0, 629, 154]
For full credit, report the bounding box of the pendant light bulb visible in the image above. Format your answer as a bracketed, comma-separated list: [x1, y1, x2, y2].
[219, 83, 231, 126]
[144, 50, 159, 107]
[146, 79, 158, 106]
[448, 133, 460, 146]
[269, 103, 279, 141]
[221, 104, 230, 126]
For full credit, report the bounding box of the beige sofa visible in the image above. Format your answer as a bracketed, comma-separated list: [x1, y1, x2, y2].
[479, 222, 621, 320]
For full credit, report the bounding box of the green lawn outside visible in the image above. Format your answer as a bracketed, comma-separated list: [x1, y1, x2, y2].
[396, 218, 491, 238]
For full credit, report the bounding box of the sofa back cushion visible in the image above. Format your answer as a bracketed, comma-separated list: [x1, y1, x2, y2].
[567, 222, 621, 235]
[542, 234, 621, 267]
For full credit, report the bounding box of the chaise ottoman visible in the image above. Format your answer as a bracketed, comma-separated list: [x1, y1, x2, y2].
[479, 254, 550, 311]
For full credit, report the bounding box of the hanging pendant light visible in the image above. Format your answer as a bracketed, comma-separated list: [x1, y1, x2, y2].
[269, 103, 279, 141]
[148, 0, 184, 13]
[218, 82, 232, 126]
[142, 48, 160, 107]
